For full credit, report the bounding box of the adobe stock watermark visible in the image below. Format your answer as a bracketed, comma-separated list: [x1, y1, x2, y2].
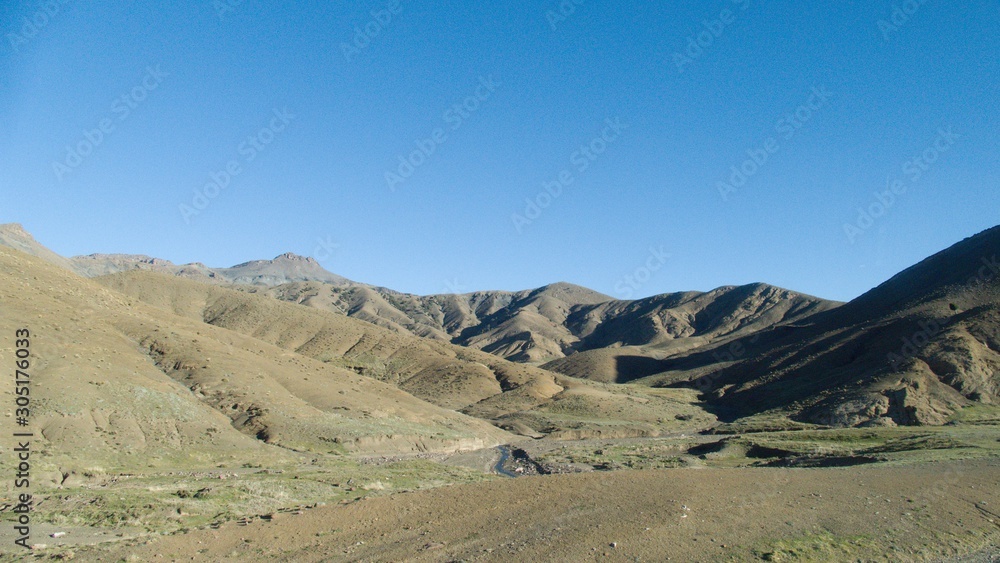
[613, 246, 671, 299]
[878, 0, 933, 42]
[511, 117, 628, 234]
[341, 0, 404, 62]
[843, 127, 959, 244]
[441, 277, 467, 294]
[212, 0, 245, 19]
[384, 75, 499, 192]
[545, 0, 587, 31]
[672, 0, 752, 73]
[6, 0, 74, 54]
[716, 85, 833, 202]
[52, 65, 169, 182]
[179, 107, 295, 223]
[886, 253, 998, 370]
[313, 236, 340, 263]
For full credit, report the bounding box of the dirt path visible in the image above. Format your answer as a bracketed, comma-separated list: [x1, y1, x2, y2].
[63, 459, 1000, 562]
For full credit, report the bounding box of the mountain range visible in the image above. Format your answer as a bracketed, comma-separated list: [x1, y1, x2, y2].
[1, 222, 998, 440]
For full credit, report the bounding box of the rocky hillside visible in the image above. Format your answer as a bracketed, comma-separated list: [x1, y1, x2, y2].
[630, 226, 1000, 427]
[0, 245, 514, 478]
[71, 251, 352, 287]
[2, 223, 836, 368]
[249, 281, 837, 365]
[0, 223, 82, 274]
[100, 270, 714, 440]
[4, 222, 997, 429]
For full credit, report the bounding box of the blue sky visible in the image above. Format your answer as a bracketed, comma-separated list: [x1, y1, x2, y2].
[1, 0, 997, 301]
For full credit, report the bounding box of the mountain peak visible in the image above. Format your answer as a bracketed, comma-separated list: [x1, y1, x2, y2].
[221, 252, 348, 286]
[844, 224, 1000, 317]
[532, 282, 613, 303]
[79, 253, 175, 266]
[0, 223, 29, 237]
[274, 252, 318, 264]
[0, 223, 82, 274]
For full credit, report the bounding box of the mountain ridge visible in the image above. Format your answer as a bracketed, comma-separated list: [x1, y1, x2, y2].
[3, 222, 997, 428]
[2, 223, 836, 364]
[599, 225, 1000, 426]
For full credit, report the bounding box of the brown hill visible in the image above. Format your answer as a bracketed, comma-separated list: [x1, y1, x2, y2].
[0, 224, 833, 369]
[71, 253, 220, 282]
[215, 252, 351, 286]
[0, 223, 353, 288]
[245, 281, 614, 362]
[70, 251, 351, 287]
[628, 226, 1000, 427]
[252, 281, 836, 367]
[541, 283, 837, 382]
[0, 245, 516, 484]
[98, 271, 713, 440]
[0, 223, 82, 274]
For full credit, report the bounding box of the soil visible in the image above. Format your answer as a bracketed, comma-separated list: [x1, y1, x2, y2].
[71, 459, 1000, 562]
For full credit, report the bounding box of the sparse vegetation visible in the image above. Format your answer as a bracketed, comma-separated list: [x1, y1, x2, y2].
[1, 226, 999, 561]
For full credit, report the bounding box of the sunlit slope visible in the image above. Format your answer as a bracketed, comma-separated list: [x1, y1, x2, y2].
[255, 280, 836, 368]
[0, 246, 513, 486]
[100, 271, 714, 438]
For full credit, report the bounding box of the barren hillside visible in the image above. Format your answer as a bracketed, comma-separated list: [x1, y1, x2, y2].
[1, 224, 835, 368]
[623, 226, 1000, 427]
[99, 270, 714, 440]
[251, 280, 837, 367]
[0, 245, 514, 478]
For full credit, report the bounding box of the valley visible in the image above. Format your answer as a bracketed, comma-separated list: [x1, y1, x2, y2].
[0, 223, 998, 561]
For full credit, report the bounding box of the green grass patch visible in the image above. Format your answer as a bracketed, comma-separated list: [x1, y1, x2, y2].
[755, 532, 881, 562]
[2, 458, 494, 536]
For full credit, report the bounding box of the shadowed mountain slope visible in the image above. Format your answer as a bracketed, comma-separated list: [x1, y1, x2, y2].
[250, 280, 837, 366]
[622, 226, 1000, 427]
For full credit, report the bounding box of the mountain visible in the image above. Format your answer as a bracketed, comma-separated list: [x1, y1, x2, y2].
[0, 244, 520, 480]
[248, 281, 616, 362]
[250, 281, 837, 366]
[1, 224, 834, 369]
[0, 226, 353, 287]
[71, 251, 352, 286]
[99, 270, 713, 440]
[539, 283, 837, 381]
[0, 225, 715, 443]
[0, 223, 82, 274]
[624, 226, 1000, 427]
[215, 252, 352, 286]
[3, 222, 997, 430]
[70, 253, 221, 282]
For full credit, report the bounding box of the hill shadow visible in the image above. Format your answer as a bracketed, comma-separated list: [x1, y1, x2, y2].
[613, 355, 669, 383]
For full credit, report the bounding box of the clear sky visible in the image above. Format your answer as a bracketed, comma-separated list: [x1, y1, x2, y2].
[1, 0, 997, 302]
